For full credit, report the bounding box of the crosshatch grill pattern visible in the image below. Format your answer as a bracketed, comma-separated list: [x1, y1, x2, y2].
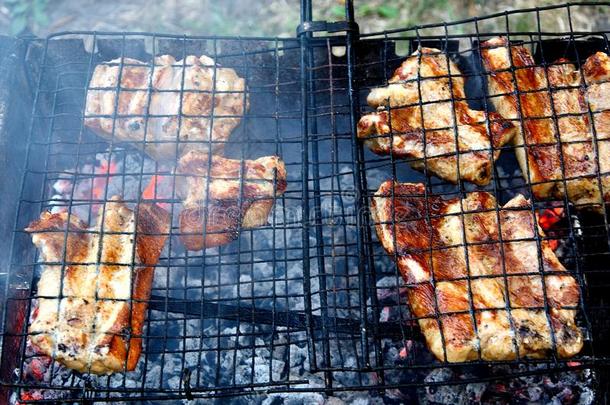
[307, 0, 610, 396]
[0, 1, 609, 403]
[1, 34, 313, 401]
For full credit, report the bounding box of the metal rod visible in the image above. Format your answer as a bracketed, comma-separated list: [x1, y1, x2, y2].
[147, 295, 405, 336]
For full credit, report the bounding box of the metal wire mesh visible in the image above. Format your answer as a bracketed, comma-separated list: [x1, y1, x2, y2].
[306, 1, 610, 396]
[0, 34, 316, 402]
[0, 1, 609, 403]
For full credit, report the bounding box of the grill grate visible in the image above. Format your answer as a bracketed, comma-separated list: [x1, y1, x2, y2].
[0, 1, 609, 402]
[1, 34, 313, 402]
[306, 0, 610, 398]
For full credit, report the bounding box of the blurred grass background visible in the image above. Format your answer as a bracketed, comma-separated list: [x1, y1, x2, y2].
[0, 0, 607, 37]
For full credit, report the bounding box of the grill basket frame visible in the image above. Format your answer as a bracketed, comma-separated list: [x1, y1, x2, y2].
[0, 1, 609, 402]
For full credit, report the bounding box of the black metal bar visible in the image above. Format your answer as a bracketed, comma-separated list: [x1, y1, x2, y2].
[299, 0, 317, 374]
[342, 0, 374, 377]
[0, 36, 33, 401]
[300, 0, 336, 393]
[146, 295, 406, 335]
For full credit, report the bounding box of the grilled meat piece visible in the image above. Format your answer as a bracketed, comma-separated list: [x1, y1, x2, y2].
[583, 51, 610, 201]
[481, 37, 610, 212]
[85, 55, 248, 161]
[357, 47, 516, 186]
[177, 150, 287, 250]
[26, 198, 170, 374]
[371, 181, 582, 362]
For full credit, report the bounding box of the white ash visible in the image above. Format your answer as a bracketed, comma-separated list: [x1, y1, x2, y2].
[262, 392, 325, 405]
[419, 368, 486, 404]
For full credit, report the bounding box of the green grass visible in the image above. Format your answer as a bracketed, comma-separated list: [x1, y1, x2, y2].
[5, 0, 49, 34]
[0, 0, 604, 39]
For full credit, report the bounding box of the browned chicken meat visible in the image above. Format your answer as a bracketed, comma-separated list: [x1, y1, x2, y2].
[584, 51, 610, 199]
[177, 150, 287, 250]
[357, 47, 516, 186]
[26, 199, 170, 374]
[481, 37, 610, 212]
[372, 181, 582, 362]
[85, 55, 248, 161]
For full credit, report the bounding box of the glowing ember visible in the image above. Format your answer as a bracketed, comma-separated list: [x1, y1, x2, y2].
[538, 207, 564, 251]
[49, 151, 172, 220]
[91, 158, 118, 200]
[49, 155, 119, 216]
[26, 356, 49, 381]
[141, 174, 171, 210]
[17, 391, 44, 404]
[399, 340, 413, 359]
[12, 301, 70, 403]
[539, 207, 564, 230]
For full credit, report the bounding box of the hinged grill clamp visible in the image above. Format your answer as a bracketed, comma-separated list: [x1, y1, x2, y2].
[297, 21, 359, 36]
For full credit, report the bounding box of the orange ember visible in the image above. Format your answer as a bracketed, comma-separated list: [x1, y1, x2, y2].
[539, 207, 564, 230]
[142, 175, 170, 210]
[538, 207, 564, 251]
[142, 175, 160, 200]
[91, 159, 118, 200]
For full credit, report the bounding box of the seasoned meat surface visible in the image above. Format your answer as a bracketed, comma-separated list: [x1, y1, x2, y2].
[26, 198, 170, 374]
[481, 37, 610, 212]
[357, 47, 516, 185]
[85, 55, 248, 161]
[371, 181, 582, 362]
[583, 51, 610, 203]
[177, 150, 287, 250]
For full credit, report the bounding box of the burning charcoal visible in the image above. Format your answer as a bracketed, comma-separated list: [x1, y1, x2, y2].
[289, 344, 308, 371]
[46, 150, 175, 221]
[17, 343, 74, 403]
[166, 375, 181, 390]
[419, 368, 474, 405]
[374, 277, 411, 324]
[262, 392, 325, 405]
[398, 340, 414, 359]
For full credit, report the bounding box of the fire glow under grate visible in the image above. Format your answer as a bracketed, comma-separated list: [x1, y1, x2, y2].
[1, 1, 610, 403]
